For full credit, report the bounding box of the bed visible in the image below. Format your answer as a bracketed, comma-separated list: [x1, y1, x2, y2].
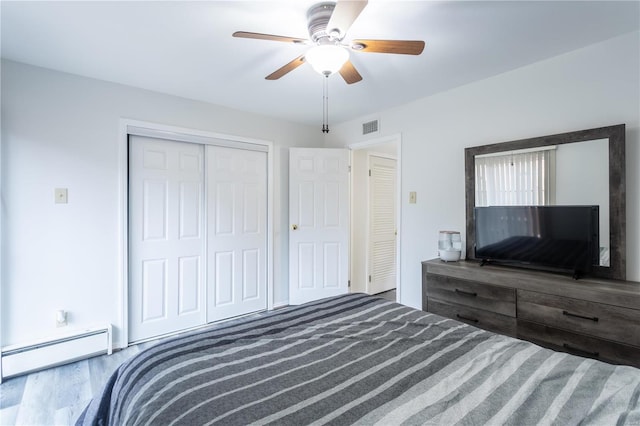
[78, 293, 640, 425]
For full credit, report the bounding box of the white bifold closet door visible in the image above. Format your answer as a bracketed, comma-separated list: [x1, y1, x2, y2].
[129, 136, 267, 343]
[128, 137, 206, 342]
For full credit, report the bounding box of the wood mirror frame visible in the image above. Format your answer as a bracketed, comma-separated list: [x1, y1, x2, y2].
[465, 124, 626, 280]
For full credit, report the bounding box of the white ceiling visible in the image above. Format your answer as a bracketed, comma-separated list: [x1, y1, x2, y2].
[2, 1, 639, 127]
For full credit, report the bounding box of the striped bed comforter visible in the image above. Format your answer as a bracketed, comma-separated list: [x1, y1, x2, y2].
[78, 293, 640, 425]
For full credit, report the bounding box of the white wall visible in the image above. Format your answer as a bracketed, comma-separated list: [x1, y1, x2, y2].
[0, 60, 323, 347]
[327, 31, 640, 309]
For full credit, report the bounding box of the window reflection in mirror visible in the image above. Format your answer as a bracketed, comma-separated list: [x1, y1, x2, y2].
[474, 138, 609, 266]
[475, 146, 556, 206]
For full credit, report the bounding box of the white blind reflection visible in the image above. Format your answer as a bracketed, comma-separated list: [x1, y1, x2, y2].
[475, 148, 554, 207]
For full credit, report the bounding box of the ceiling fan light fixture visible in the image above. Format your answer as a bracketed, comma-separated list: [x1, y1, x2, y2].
[305, 45, 349, 76]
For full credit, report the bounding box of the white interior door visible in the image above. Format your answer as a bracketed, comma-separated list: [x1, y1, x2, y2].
[368, 155, 397, 294]
[289, 148, 349, 305]
[129, 136, 205, 342]
[207, 146, 267, 321]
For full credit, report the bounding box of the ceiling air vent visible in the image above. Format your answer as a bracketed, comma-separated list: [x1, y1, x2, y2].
[362, 119, 379, 135]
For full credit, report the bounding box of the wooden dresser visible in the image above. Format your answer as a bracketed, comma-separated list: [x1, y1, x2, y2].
[422, 259, 640, 368]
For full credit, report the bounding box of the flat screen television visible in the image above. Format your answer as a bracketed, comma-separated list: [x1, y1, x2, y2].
[474, 205, 599, 278]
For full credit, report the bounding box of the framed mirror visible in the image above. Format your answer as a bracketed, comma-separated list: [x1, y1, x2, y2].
[465, 124, 625, 280]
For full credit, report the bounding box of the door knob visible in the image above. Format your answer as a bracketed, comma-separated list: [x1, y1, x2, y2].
[292, 224, 298, 230]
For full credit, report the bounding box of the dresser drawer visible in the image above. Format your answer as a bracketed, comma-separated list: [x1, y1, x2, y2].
[426, 273, 516, 317]
[428, 299, 517, 337]
[518, 290, 640, 347]
[518, 320, 640, 368]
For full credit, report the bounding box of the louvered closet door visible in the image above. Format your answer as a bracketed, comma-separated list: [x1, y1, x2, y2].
[368, 155, 397, 294]
[207, 146, 267, 322]
[129, 136, 205, 342]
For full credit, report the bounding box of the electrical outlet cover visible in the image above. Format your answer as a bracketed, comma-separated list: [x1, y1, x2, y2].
[55, 188, 68, 204]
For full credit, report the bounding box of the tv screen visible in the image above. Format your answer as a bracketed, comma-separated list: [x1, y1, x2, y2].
[474, 205, 599, 277]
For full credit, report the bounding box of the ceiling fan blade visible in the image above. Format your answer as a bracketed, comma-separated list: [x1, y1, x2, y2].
[351, 39, 425, 55]
[339, 60, 363, 84]
[327, 0, 368, 39]
[233, 31, 307, 44]
[265, 55, 306, 80]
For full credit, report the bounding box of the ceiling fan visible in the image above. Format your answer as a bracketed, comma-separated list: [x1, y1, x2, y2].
[232, 0, 425, 84]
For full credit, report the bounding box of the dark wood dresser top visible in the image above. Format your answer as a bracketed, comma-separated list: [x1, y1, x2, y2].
[423, 259, 640, 310]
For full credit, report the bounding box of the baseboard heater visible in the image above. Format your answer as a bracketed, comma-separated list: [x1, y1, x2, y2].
[1, 324, 112, 380]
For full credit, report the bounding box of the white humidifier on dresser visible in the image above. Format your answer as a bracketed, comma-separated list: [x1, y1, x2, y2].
[438, 231, 462, 262]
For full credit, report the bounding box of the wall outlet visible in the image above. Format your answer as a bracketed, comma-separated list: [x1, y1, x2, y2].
[409, 191, 417, 204]
[55, 188, 68, 204]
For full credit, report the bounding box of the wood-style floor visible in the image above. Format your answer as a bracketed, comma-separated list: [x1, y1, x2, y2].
[0, 340, 156, 425]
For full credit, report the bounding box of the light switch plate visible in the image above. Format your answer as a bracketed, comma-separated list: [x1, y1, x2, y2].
[409, 191, 417, 204]
[55, 188, 68, 204]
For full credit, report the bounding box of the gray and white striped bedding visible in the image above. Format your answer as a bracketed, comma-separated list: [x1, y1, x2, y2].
[78, 293, 640, 425]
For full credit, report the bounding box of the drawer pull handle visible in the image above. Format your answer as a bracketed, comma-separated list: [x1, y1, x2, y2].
[562, 343, 600, 358]
[562, 310, 599, 322]
[456, 314, 479, 323]
[455, 289, 477, 297]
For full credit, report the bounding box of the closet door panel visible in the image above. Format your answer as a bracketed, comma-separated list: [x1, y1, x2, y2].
[129, 136, 205, 342]
[207, 146, 267, 322]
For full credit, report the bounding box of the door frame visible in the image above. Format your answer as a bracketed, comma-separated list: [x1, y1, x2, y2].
[118, 119, 274, 349]
[349, 134, 402, 302]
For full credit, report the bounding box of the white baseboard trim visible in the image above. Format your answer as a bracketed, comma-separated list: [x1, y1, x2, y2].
[1, 324, 112, 380]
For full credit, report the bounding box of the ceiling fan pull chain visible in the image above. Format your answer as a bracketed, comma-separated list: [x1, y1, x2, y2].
[322, 74, 330, 133]
[322, 75, 327, 133]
